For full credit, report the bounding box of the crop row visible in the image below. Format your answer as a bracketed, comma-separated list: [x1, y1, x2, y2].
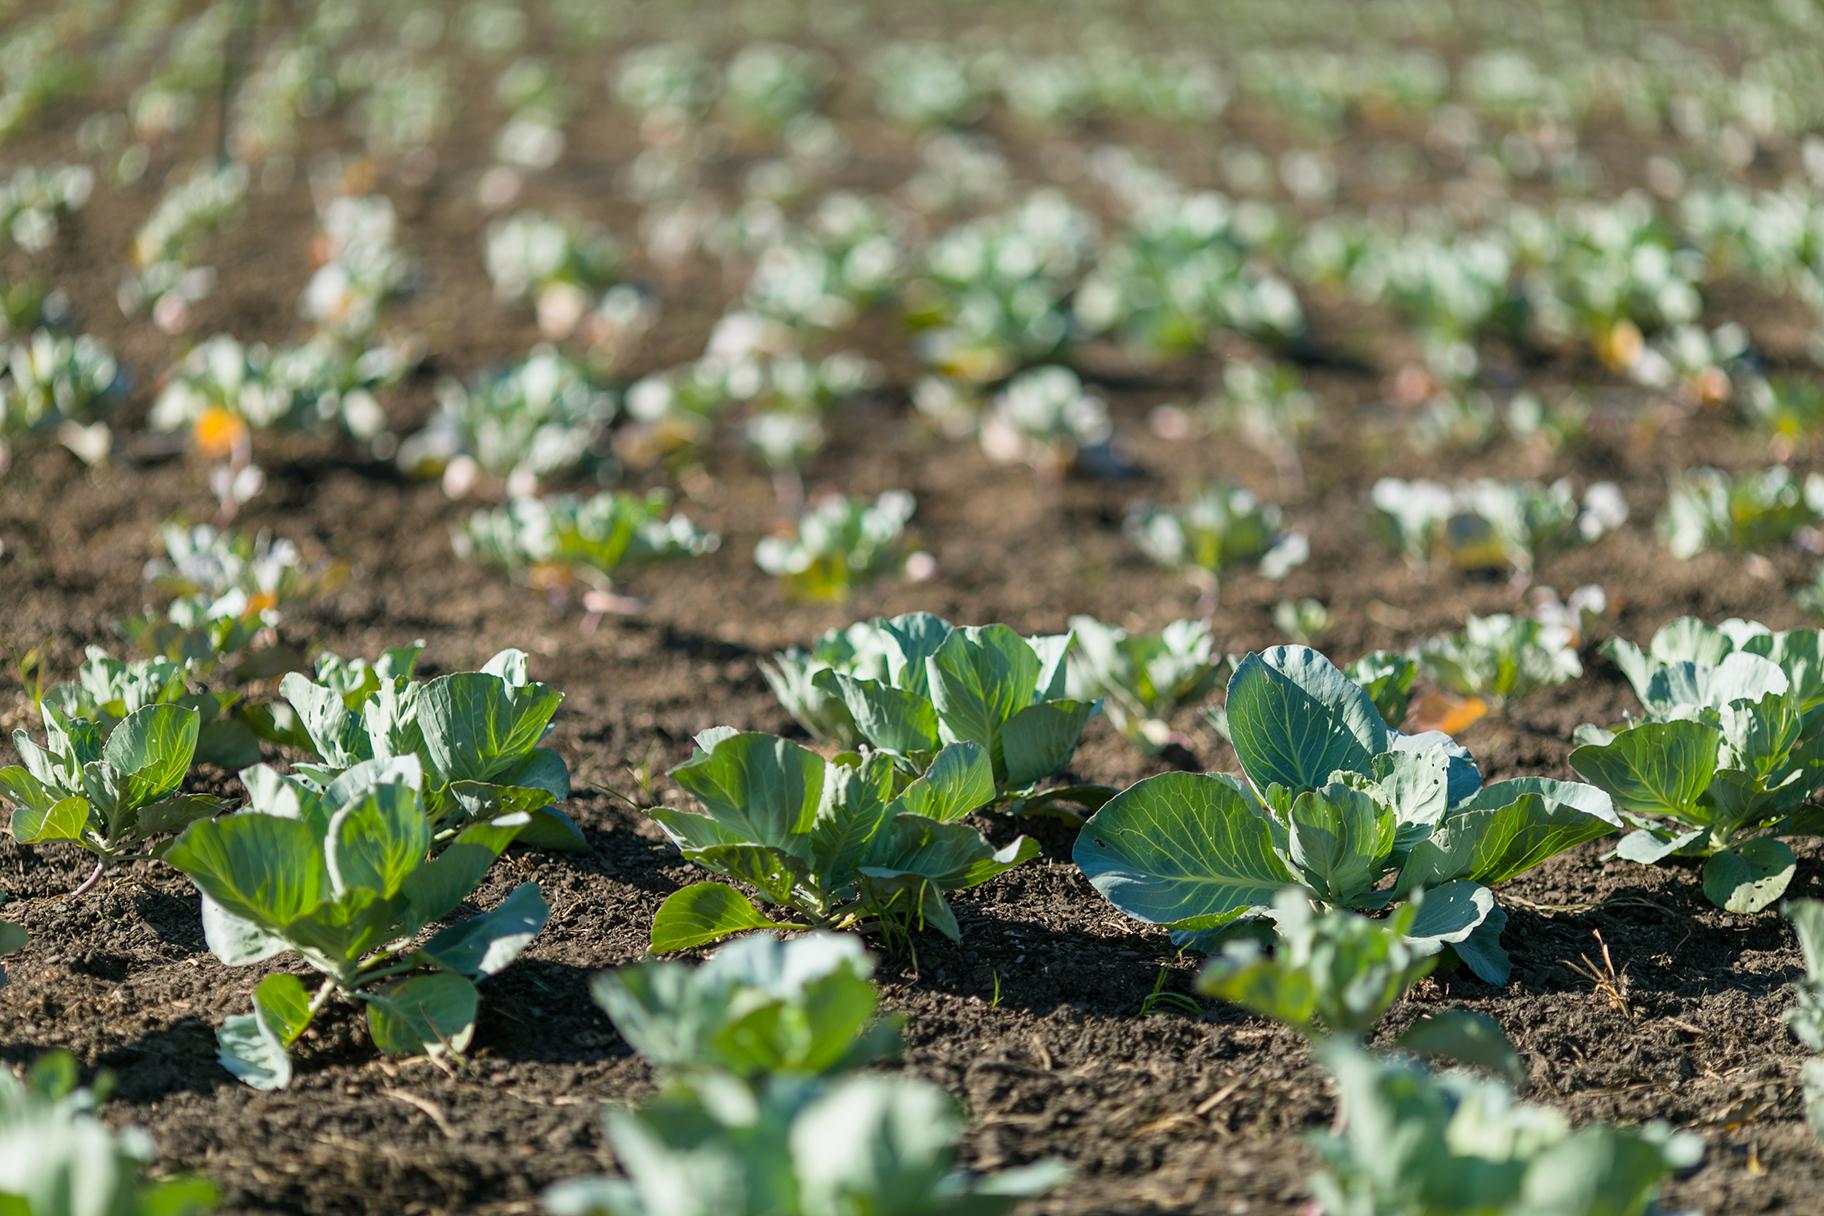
[5, 512, 1824, 1211]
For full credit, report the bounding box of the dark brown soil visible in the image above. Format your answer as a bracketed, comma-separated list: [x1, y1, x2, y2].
[1, 10, 1819, 1215]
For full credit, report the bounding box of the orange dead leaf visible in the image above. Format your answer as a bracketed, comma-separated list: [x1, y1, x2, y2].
[1411, 690, 1487, 735]
[193, 406, 249, 460]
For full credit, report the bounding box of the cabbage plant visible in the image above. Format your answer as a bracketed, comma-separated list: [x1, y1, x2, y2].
[165, 760, 547, 1088]
[1657, 465, 1824, 559]
[593, 933, 899, 1081]
[543, 1072, 1066, 1216]
[398, 348, 617, 496]
[646, 729, 1036, 951]
[1, 703, 222, 896]
[278, 647, 585, 852]
[1308, 1044, 1700, 1216]
[1126, 484, 1306, 610]
[484, 211, 622, 340]
[1412, 614, 1583, 708]
[801, 613, 1104, 812]
[1570, 618, 1824, 911]
[978, 365, 1111, 476]
[0, 1052, 216, 1214]
[457, 490, 717, 616]
[1065, 615, 1225, 753]
[1076, 646, 1618, 983]
[39, 647, 261, 771]
[754, 491, 915, 603]
[1369, 477, 1625, 574]
[0, 328, 122, 472]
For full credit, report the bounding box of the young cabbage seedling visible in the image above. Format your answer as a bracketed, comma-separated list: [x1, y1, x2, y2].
[0, 328, 122, 474]
[1412, 612, 1583, 710]
[977, 365, 1113, 477]
[1307, 1043, 1701, 1216]
[592, 932, 901, 1081]
[164, 759, 548, 1089]
[397, 346, 618, 497]
[754, 491, 917, 603]
[1198, 888, 1521, 1078]
[38, 647, 262, 771]
[278, 647, 585, 852]
[1077, 646, 1618, 984]
[1658, 465, 1824, 559]
[804, 613, 1107, 816]
[1368, 477, 1625, 579]
[542, 1071, 1068, 1216]
[0, 1051, 217, 1213]
[457, 489, 718, 621]
[1, 703, 223, 896]
[1125, 484, 1307, 613]
[1272, 597, 1331, 646]
[646, 729, 1037, 952]
[1571, 618, 1824, 912]
[1065, 615, 1225, 754]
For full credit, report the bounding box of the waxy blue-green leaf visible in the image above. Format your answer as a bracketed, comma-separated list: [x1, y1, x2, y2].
[1402, 880, 1496, 951]
[1397, 788, 1617, 892]
[365, 971, 478, 1056]
[1000, 699, 1098, 789]
[201, 894, 290, 965]
[669, 732, 825, 848]
[928, 625, 1042, 754]
[166, 813, 330, 930]
[1074, 772, 1293, 929]
[1614, 826, 1708, 864]
[890, 742, 993, 824]
[418, 881, 548, 978]
[1702, 838, 1796, 913]
[8, 793, 88, 844]
[824, 674, 941, 756]
[1225, 646, 1391, 794]
[417, 673, 563, 786]
[1286, 784, 1395, 905]
[650, 882, 802, 952]
[1569, 720, 1718, 821]
[326, 783, 429, 899]
[101, 703, 200, 807]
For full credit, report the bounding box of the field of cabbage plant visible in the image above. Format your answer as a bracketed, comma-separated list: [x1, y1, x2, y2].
[7, 1, 1824, 1213]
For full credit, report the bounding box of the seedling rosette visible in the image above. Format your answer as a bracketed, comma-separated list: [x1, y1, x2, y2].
[786, 613, 1107, 816]
[1, 703, 224, 895]
[645, 729, 1037, 951]
[0, 1051, 217, 1213]
[1571, 618, 1824, 912]
[1075, 645, 1619, 984]
[1309, 1043, 1700, 1216]
[1066, 615, 1225, 753]
[278, 647, 586, 852]
[543, 1072, 1067, 1216]
[593, 932, 901, 1081]
[164, 758, 547, 1089]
